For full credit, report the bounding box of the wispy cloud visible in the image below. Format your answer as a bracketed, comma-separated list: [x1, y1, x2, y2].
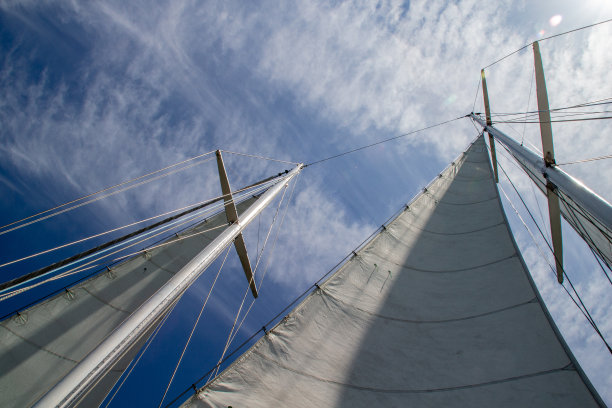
[0, 0, 611, 404]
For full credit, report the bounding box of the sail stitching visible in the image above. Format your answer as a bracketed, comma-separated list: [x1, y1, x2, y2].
[321, 290, 538, 324]
[365, 251, 518, 274]
[81, 288, 131, 314]
[249, 350, 574, 394]
[0, 325, 78, 363]
[434, 196, 498, 206]
[379, 230, 515, 264]
[394, 220, 506, 236]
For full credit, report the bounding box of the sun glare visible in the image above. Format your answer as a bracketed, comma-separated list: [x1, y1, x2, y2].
[549, 14, 563, 27]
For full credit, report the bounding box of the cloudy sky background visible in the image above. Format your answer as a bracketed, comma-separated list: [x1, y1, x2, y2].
[1, 0, 611, 405]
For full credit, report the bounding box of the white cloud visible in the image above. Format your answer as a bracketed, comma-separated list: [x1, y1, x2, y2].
[1, 0, 611, 404]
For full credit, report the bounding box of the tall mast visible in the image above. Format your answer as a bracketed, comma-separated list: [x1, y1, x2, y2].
[33, 163, 303, 408]
[470, 114, 612, 271]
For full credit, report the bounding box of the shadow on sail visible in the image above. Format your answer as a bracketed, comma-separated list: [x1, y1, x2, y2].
[185, 136, 603, 407]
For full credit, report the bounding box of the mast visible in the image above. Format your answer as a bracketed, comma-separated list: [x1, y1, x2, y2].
[33, 163, 303, 408]
[471, 41, 612, 277]
[180, 136, 605, 407]
[470, 114, 612, 268]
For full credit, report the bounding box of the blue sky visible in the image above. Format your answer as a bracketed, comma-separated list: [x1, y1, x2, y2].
[1, 0, 611, 406]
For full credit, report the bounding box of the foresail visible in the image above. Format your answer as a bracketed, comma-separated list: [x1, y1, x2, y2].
[0, 196, 257, 407]
[182, 136, 603, 407]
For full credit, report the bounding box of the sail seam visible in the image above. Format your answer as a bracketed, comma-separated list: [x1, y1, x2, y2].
[380, 230, 515, 263]
[430, 195, 499, 206]
[445, 175, 493, 182]
[250, 350, 573, 394]
[81, 288, 132, 314]
[321, 290, 538, 324]
[395, 220, 506, 236]
[0, 325, 78, 363]
[365, 251, 518, 273]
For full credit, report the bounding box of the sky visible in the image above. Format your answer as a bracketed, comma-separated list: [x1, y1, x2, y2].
[0, 0, 611, 406]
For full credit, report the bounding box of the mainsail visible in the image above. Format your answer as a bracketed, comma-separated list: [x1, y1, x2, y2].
[182, 136, 604, 407]
[0, 196, 258, 407]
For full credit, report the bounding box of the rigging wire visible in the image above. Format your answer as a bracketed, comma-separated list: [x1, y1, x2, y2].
[521, 66, 535, 146]
[487, 143, 611, 352]
[490, 134, 612, 271]
[487, 97, 612, 118]
[0, 172, 283, 273]
[491, 109, 612, 119]
[491, 116, 612, 124]
[0, 151, 216, 232]
[482, 18, 612, 70]
[103, 296, 181, 408]
[304, 116, 464, 167]
[497, 183, 612, 354]
[557, 195, 612, 285]
[163, 157, 486, 406]
[0, 182, 270, 299]
[0, 174, 281, 303]
[220, 150, 300, 165]
[0, 222, 229, 303]
[490, 134, 612, 266]
[158, 244, 232, 408]
[471, 77, 481, 113]
[206, 177, 295, 383]
[557, 154, 612, 166]
[225, 173, 301, 361]
[0, 154, 217, 236]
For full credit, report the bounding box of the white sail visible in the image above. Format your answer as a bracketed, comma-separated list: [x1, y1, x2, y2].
[182, 136, 603, 407]
[0, 196, 257, 407]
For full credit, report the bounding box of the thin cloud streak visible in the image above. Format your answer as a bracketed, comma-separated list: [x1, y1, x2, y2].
[0, 0, 611, 404]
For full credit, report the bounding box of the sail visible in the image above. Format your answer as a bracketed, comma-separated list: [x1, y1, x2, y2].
[182, 136, 603, 407]
[474, 115, 612, 270]
[0, 196, 257, 407]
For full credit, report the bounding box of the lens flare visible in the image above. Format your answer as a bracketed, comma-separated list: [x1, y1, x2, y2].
[549, 15, 562, 27]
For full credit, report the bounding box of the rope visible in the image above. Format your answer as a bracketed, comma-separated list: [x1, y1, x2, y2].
[483, 18, 612, 70]
[157, 245, 232, 408]
[305, 116, 464, 167]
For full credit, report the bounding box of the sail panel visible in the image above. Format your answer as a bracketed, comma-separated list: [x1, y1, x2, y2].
[0, 197, 257, 407]
[183, 137, 601, 407]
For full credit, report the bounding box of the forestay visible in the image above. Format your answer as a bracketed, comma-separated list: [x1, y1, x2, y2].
[0, 197, 257, 407]
[183, 136, 603, 407]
